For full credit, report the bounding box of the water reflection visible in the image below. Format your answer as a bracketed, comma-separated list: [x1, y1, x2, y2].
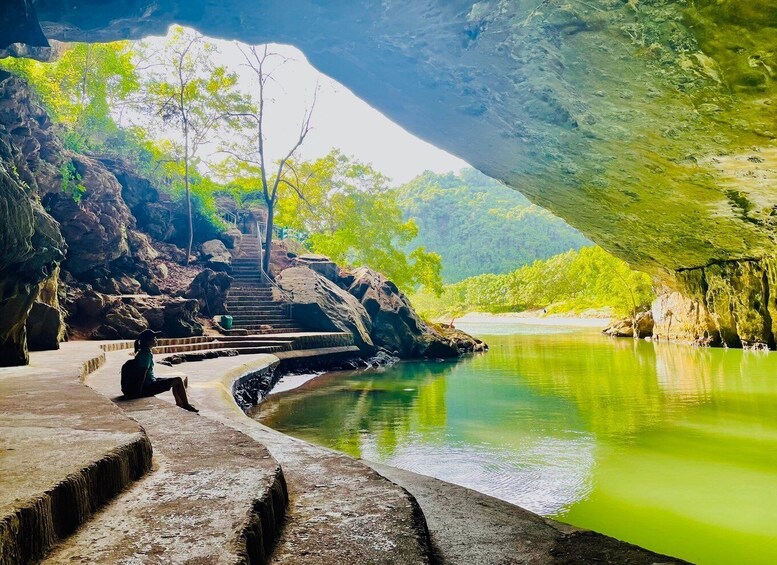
[255, 329, 777, 564]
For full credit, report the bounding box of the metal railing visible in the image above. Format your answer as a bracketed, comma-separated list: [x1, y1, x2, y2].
[255, 221, 295, 318]
[216, 205, 237, 227]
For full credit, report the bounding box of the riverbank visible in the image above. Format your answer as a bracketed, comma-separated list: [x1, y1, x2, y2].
[454, 311, 611, 329]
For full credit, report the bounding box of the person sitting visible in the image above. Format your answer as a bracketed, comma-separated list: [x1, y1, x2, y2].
[134, 329, 199, 413]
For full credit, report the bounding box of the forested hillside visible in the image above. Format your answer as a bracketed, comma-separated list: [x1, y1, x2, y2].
[411, 246, 655, 319]
[397, 169, 590, 282]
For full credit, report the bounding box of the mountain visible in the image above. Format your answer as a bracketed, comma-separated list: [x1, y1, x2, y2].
[397, 169, 591, 283]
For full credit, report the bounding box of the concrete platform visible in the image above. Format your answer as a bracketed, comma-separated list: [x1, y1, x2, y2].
[43, 351, 288, 564]
[0, 344, 151, 564]
[142, 354, 434, 565]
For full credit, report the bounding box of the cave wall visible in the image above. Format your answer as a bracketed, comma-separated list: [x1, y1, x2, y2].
[1, 1, 776, 352]
[0, 71, 162, 364]
[0, 71, 64, 365]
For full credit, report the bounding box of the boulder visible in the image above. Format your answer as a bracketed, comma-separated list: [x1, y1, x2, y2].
[603, 311, 654, 339]
[343, 267, 462, 359]
[277, 266, 374, 351]
[185, 269, 232, 316]
[221, 227, 242, 249]
[76, 289, 107, 318]
[297, 254, 339, 282]
[201, 239, 232, 272]
[26, 268, 66, 351]
[100, 301, 148, 339]
[161, 298, 203, 337]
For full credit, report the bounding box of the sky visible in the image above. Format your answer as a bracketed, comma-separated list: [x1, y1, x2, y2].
[136, 30, 469, 185]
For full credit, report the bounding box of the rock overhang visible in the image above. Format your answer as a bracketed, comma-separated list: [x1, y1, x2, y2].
[2, 0, 777, 281]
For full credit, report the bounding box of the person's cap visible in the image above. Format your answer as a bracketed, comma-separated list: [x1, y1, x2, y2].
[138, 329, 162, 340]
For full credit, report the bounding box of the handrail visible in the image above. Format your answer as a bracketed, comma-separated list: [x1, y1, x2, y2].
[255, 219, 294, 319]
[216, 205, 237, 227]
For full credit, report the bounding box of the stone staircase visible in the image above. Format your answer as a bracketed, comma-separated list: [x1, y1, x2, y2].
[226, 236, 307, 334]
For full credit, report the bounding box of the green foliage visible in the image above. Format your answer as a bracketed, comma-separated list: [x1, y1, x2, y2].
[0, 42, 139, 151]
[60, 161, 86, 203]
[276, 150, 443, 293]
[397, 169, 591, 282]
[411, 246, 655, 319]
[136, 26, 250, 259]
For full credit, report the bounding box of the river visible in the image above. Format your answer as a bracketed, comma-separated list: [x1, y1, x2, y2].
[252, 320, 777, 564]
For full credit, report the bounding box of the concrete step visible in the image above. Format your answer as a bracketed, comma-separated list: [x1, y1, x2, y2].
[0, 345, 152, 564]
[228, 309, 287, 316]
[153, 341, 293, 355]
[232, 326, 308, 334]
[229, 316, 295, 322]
[226, 300, 280, 307]
[230, 325, 308, 334]
[42, 356, 288, 564]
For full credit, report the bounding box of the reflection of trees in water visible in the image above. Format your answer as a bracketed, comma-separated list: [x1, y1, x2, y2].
[476, 334, 691, 441]
[483, 333, 777, 441]
[257, 362, 454, 458]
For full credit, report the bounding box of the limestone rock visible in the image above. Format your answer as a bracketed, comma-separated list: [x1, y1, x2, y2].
[100, 156, 176, 242]
[24, 1, 777, 283]
[652, 261, 777, 348]
[161, 298, 203, 338]
[277, 266, 374, 351]
[100, 301, 148, 339]
[25, 268, 66, 351]
[0, 72, 66, 365]
[603, 312, 653, 340]
[185, 269, 232, 316]
[201, 239, 232, 272]
[221, 228, 242, 249]
[297, 254, 339, 282]
[75, 289, 107, 318]
[44, 154, 132, 275]
[344, 267, 463, 359]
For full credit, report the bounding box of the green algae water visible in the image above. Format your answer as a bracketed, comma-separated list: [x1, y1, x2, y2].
[254, 321, 777, 564]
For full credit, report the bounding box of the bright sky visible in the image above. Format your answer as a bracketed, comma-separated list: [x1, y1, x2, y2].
[137, 30, 469, 185]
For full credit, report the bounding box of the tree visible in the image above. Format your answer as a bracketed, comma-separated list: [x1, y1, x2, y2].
[225, 44, 316, 275]
[138, 26, 247, 263]
[276, 150, 443, 293]
[0, 41, 139, 150]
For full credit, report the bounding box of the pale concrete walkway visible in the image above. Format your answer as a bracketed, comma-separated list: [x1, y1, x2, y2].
[132, 352, 433, 565]
[0, 343, 150, 563]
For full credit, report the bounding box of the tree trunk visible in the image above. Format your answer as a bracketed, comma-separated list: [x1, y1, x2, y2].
[263, 202, 275, 276]
[184, 131, 193, 266]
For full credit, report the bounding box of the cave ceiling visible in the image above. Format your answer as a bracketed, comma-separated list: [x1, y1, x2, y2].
[3, 0, 777, 278]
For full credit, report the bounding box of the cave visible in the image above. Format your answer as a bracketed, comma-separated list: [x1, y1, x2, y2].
[1, 0, 776, 363]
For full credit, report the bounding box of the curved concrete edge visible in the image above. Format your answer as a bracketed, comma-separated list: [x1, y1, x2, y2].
[241, 470, 289, 564]
[0, 344, 152, 565]
[75, 350, 290, 564]
[153, 352, 433, 563]
[0, 436, 152, 565]
[365, 462, 690, 564]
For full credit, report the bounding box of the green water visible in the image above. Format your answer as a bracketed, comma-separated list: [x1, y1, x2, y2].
[254, 322, 777, 564]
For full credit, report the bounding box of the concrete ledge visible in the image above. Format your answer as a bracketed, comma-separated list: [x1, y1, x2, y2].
[367, 462, 688, 564]
[43, 395, 288, 564]
[0, 344, 152, 564]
